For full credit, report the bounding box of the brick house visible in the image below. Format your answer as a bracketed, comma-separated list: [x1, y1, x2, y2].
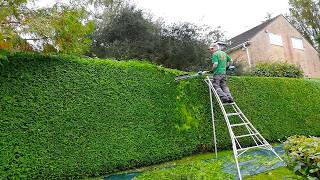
[226, 14, 320, 77]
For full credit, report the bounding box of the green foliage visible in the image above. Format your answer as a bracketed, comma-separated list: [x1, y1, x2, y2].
[113, 146, 296, 180]
[26, 5, 95, 54]
[0, 0, 29, 50]
[284, 136, 320, 178]
[92, 4, 159, 60]
[287, 0, 320, 50]
[157, 22, 213, 71]
[133, 151, 235, 180]
[223, 76, 320, 148]
[0, 51, 8, 65]
[51, 7, 94, 54]
[0, 1, 95, 54]
[91, 3, 224, 71]
[135, 158, 233, 180]
[245, 167, 303, 180]
[227, 59, 249, 76]
[1, 52, 320, 179]
[0, 51, 211, 179]
[251, 62, 304, 78]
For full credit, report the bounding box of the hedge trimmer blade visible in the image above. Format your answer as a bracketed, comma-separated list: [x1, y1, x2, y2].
[175, 71, 209, 81]
[174, 74, 191, 81]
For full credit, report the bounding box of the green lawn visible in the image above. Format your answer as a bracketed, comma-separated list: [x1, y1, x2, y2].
[87, 146, 301, 180]
[245, 167, 302, 180]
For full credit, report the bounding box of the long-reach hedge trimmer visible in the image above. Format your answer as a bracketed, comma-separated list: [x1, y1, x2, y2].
[175, 71, 209, 81]
[175, 65, 235, 82]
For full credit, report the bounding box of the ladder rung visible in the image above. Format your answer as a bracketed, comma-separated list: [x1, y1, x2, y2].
[237, 144, 269, 152]
[230, 122, 250, 127]
[235, 133, 259, 139]
[227, 112, 241, 117]
[223, 102, 235, 106]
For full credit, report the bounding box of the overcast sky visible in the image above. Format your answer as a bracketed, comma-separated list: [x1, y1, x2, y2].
[132, 0, 290, 38]
[34, 0, 290, 39]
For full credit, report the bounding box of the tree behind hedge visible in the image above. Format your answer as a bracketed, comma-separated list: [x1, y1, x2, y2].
[0, 0, 98, 54]
[287, 0, 320, 51]
[91, 4, 160, 60]
[90, 3, 225, 71]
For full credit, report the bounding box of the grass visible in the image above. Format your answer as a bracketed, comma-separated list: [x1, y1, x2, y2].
[87, 145, 301, 180]
[245, 167, 302, 180]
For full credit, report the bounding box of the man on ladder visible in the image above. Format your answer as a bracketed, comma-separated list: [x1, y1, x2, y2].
[209, 42, 234, 103]
[206, 42, 283, 180]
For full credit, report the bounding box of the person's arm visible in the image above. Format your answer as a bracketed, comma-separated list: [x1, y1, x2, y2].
[226, 53, 232, 67]
[211, 53, 218, 72]
[211, 63, 217, 71]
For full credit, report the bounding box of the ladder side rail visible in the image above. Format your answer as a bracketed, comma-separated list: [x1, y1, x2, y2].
[206, 77, 242, 180]
[207, 79, 236, 138]
[237, 145, 270, 157]
[206, 80, 218, 158]
[237, 144, 269, 153]
[233, 100, 283, 161]
[231, 104, 260, 141]
[230, 103, 262, 147]
[269, 147, 284, 161]
[236, 113, 263, 146]
[231, 104, 259, 132]
[239, 114, 271, 147]
[205, 77, 283, 179]
[236, 133, 265, 148]
[237, 149, 250, 157]
[233, 103, 272, 146]
[206, 79, 230, 123]
[235, 138, 242, 149]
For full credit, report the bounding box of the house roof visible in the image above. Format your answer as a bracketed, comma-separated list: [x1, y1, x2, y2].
[227, 15, 281, 51]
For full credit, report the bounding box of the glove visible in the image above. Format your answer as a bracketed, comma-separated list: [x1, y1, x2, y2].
[197, 71, 209, 75]
[227, 65, 235, 71]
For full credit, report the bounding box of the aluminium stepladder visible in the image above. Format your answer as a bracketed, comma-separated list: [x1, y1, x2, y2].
[204, 76, 283, 180]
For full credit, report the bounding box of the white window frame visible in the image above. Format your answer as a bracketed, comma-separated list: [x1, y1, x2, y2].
[291, 37, 304, 50]
[269, 33, 283, 46]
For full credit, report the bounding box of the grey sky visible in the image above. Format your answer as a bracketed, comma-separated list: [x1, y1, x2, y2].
[34, 0, 290, 39]
[132, 0, 290, 38]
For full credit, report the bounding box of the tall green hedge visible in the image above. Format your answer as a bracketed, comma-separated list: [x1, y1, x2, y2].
[0, 52, 319, 179]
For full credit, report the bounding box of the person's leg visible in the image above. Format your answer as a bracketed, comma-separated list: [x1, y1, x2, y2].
[220, 75, 234, 102]
[211, 75, 229, 102]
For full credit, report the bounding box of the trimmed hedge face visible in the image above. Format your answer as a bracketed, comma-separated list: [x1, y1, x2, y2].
[0, 52, 320, 179]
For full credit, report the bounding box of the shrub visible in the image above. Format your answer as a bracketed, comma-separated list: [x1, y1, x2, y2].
[0, 49, 9, 65]
[284, 136, 320, 178]
[0, 52, 320, 179]
[227, 59, 250, 76]
[251, 62, 304, 78]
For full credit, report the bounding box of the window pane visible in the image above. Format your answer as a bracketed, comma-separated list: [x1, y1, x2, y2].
[269, 33, 283, 46]
[291, 38, 303, 50]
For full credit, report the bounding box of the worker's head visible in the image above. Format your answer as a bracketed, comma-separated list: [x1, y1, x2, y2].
[209, 43, 220, 53]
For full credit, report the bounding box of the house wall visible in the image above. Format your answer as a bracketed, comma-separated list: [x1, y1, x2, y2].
[248, 15, 320, 77]
[229, 48, 249, 67]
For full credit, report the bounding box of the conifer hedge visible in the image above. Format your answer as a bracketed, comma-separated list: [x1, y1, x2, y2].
[1, 51, 319, 179]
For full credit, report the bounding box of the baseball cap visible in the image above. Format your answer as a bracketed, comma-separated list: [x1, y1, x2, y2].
[209, 42, 219, 49]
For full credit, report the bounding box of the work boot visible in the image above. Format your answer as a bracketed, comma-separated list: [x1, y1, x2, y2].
[227, 97, 234, 103]
[221, 97, 229, 103]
